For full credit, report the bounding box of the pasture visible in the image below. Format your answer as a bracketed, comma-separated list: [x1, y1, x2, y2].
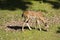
[0, 1, 60, 40]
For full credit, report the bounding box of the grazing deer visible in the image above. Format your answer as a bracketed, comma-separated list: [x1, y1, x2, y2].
[22, 10, 49, 31]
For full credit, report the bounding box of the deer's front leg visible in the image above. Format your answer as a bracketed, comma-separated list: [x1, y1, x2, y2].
[44, 23, 49, 31]
[39, 17, 49, 31]
[42, 19, 49, 31]
[37, 19, 41, 31]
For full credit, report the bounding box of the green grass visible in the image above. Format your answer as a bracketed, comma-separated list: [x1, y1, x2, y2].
[0, 25, 60, 40]
[0, 1, 60, 40]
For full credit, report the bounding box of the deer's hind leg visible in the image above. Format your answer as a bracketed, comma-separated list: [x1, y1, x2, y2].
[22, 18, 32, 31]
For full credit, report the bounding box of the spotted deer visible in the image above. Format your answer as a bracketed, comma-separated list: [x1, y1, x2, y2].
[22, 10, 49, 31]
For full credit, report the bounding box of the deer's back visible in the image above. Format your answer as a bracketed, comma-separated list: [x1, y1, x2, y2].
[23, 11, 36, 18]
[23, 11, 44, 19]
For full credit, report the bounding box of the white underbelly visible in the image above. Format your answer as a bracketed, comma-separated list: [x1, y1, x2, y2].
[30, 16, 36, 19]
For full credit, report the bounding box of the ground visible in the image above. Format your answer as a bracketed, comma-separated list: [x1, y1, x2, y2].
[0, 1, 60, 40]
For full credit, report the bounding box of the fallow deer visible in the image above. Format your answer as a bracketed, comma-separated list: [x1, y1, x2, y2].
[22, 10, 49, 31]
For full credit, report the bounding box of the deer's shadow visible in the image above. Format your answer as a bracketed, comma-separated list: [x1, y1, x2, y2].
[56, 27, 60, 33]
[7, 25, 47, 31]
[7, 26, 30, 30]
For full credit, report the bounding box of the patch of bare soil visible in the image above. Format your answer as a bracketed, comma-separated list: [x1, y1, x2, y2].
[48, 15, 60, 25]
[4, 14, 60, 31]
[5, 19, 36, 30]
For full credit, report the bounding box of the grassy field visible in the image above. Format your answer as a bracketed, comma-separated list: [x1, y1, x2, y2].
[0, 1, 60, 40]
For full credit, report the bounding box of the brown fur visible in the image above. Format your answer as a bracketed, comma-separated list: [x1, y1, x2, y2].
[22, 10, 49, 31]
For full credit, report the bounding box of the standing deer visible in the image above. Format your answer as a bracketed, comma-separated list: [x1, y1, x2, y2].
[22, 10, 49, 31]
